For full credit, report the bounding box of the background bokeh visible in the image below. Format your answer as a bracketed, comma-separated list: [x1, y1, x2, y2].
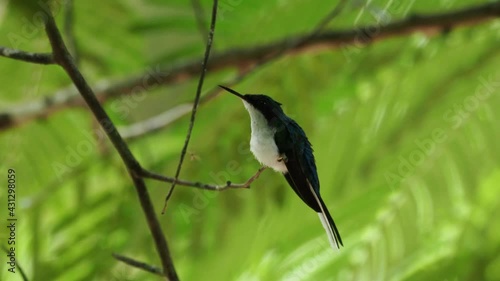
[0, 0, 499, 280]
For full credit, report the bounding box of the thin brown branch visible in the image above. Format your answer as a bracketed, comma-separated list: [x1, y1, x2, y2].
[163, 0, 219, 211]
[141, 167, 267, 191]
[42, 11, 178, 281]
[0, 2, 498, 132]
[113, 253, 164, 277]
[0, 46, 54, 64]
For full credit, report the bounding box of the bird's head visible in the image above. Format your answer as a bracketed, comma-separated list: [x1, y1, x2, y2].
[219, 85, 284, 121]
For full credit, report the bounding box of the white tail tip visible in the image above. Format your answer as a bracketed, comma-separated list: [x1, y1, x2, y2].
[318, 212, 340, 250]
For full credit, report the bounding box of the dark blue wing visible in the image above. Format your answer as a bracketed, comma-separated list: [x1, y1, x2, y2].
[273, 116, 343, 247]
[272, 116, 321, 211]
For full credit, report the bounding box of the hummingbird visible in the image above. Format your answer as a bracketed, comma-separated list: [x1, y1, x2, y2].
[219, 85, 343, 249]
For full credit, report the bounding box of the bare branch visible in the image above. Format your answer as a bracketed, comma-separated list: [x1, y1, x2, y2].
[1, 2, 498, 132]
[0, 46, 54, 64]
[42, 11, 179, 281]
[113, 253, 164, 277]
[141, 167, 267, 191]
[163, 0, 219, 211]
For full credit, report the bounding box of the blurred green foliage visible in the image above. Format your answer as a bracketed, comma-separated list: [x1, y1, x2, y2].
[0, 0, 499, 280]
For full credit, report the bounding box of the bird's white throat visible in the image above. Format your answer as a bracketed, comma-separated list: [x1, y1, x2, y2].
[243, 101, 288, 173]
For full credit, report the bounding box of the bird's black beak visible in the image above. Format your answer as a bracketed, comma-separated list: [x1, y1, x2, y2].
[219, 85, 245, 99]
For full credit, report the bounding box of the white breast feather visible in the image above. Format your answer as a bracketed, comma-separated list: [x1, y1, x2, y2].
[243, 101, 288, 173]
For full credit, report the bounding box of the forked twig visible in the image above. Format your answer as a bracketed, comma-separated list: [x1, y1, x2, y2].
[43, 9, 179, 281]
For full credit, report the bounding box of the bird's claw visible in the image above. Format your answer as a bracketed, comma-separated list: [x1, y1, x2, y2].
[277, 155, 288, 163]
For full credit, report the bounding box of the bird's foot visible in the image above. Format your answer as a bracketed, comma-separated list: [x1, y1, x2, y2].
[277, 155, 288, 163]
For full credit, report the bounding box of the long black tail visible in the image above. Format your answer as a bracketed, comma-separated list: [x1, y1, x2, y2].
[317, 197, 343, 249]
[282, 172, 343, 249]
